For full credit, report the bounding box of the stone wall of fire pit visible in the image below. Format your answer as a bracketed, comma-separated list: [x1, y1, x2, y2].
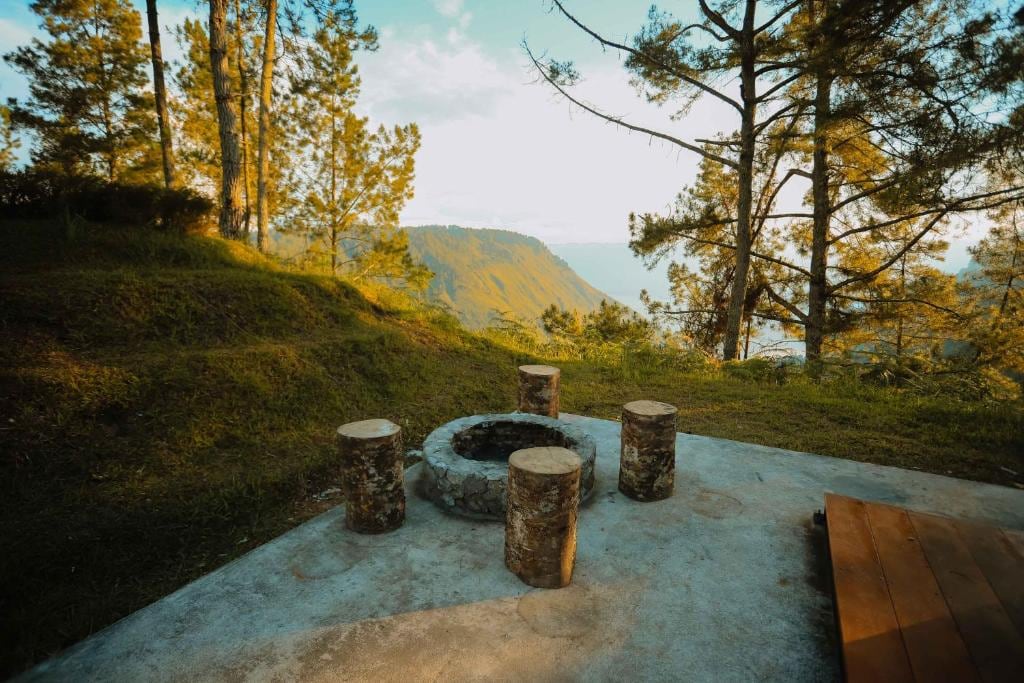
[418, 413, 597, 520]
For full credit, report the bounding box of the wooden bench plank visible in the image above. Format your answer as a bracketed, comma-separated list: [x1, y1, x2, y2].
[910, 511, 1024, 682]
[955, 521, 1024, 638]
[865, 502, 980, 682]
[825, 493, 914, 683]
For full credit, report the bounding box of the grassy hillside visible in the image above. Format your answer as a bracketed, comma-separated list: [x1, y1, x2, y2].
[405, 225, 609, 327]
[1, 219, 1021, 677]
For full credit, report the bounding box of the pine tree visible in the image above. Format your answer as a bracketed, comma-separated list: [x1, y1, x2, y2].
[145, 0, 175, 188]
[529, 0, 806, 359]
[3, 0, 156, 180]
[209, 0, 245, 239]
[174, 11, 285, 233]
[172, 19, 221, 192]
[279, 11, 426, 287]
[0, 105, 19, 171]
[542, 300, 654, 347]
[255, 0, 278, 252]
[760, 0, 1024, 362]
[964, 192, 1024, 375]
[630, 132, 806, 357]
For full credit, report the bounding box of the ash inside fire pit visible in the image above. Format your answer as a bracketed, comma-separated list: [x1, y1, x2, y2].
[418, 413, 596, 519]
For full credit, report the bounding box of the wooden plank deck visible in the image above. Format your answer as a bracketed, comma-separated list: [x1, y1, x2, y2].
[825, 493, 1024, 683]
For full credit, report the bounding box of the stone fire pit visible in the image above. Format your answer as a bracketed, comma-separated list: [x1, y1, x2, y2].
[418, 413, 597, 519]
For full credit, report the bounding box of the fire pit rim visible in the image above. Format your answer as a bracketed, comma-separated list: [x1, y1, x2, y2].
[418, 412, 597, 520]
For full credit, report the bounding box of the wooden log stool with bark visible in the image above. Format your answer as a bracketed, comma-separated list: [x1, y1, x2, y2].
[505, 446, 581, 589]
[336, 418, 406, 533]
[517, 364, 560, 417]
[619, 400, 678, 501]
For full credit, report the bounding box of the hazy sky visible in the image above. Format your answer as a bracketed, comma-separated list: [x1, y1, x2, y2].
[0, 0, 982, 267]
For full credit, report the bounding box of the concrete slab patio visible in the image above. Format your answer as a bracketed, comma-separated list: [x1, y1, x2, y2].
[20, 414, 1024, 682]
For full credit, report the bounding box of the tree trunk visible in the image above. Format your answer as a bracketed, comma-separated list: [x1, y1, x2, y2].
[145, 0, 175, 189]
[331, 227, 338, 274]
[743, 316, 752, 359]
[805, 1, 833, 365]
[999, 219, 1020, 315]
[256, 0, 277, 253]
[895, 255, 905, 365]
[209, 0, 245, 239]
[722, 0, 758, 361]
[234, 0, 252, 236]
[94, 17, 118, 182]
[329, 104, 338, 274]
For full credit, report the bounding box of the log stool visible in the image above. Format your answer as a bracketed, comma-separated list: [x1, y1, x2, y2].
[517, 364, 560, 417]
[336, 418, 406, 533]
[505, 447, 581, 589]
[619, 400, 678, 501]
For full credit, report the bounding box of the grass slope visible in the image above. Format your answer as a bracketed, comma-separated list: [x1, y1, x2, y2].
[405, 225, 609, 328]
[1, 220, 1021, 677]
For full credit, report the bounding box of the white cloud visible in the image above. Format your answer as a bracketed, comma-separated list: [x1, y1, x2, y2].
[432, 0, 465, 19]
[0, 17, 34, 47]
[357, 28, 737, 244]
[430, 0, 472, 45]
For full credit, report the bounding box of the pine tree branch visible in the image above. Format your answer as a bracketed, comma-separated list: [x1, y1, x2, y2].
[829, 210, 950, 291]
[675, 23, 729, 42]
[550, 0, 744, 114]
[524, 44, 739, 169]
[831, 294, 963, 318]
[829, 186, 1024, 244]
[752, 100, 810, 135]
[754, 0, 802, 35]
[697, 0, 741, 40]
[675, 233, 813, 277]
[756, 72, 802, 103]
[764, 283, 808, 323]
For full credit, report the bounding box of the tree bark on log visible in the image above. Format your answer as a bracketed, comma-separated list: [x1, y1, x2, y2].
[337, 419, 406, 533]
[145, 0, 175, 190]
[619, 400, 677, 501]
[505, 447, 581, 589]
[209, 0, 245, 239]
[517, 364, 560, 417]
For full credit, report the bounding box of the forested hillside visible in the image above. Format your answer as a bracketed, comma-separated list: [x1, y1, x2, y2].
[405, 225, 609, 328]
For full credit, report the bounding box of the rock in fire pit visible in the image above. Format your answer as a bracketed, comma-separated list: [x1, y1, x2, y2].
[418, 413, 597, 519]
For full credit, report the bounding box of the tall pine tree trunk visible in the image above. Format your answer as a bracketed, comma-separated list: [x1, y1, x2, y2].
[805, 1, 833, 365]
[234, 0, 252, 236]
[999, 223, 1020, 315]
[256, 0, 277, 253]
[209, 0, 245, 239]
[145, 0, 175, 189]
[722, 0, 758, 361]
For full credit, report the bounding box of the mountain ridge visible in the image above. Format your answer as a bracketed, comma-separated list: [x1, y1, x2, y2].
[404, 224, 610, 328]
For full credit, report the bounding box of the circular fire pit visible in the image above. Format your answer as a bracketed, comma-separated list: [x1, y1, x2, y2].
[419, 413, 597, 520]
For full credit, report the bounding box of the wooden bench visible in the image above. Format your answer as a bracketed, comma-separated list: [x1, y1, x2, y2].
[825, 493, 1024, 682]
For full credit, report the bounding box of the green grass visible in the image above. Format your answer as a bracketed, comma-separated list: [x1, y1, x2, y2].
[1, 219, 1021, 677]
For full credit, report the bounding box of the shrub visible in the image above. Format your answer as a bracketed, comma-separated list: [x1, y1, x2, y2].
[0, 169, 213, 233]
[721, 357, 776, 382]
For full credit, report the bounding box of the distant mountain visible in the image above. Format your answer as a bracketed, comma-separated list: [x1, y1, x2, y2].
[405, 225, 609, 328]
[548, 242, 679, 314]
